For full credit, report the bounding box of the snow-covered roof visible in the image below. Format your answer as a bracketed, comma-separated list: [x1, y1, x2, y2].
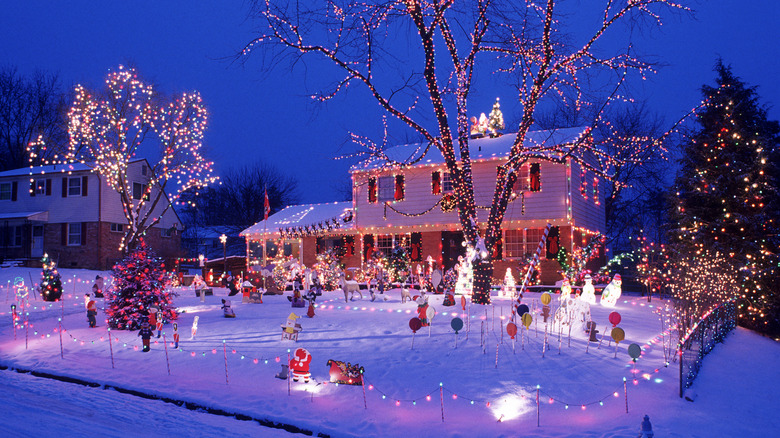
[0, 211, 49, 221]
[350, 127, 589, 172]
[240, 201, 354, 239]
[0, 162, 93, 178]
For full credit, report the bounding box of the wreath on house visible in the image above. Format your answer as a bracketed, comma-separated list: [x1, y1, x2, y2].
[440, 193, 456, 213]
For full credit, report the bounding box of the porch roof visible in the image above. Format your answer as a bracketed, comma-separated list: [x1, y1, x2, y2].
[240, 201, 354, 240]
[0, 211, 49, 221]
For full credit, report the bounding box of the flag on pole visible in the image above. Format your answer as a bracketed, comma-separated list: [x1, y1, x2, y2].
[264, 189, 271, 221]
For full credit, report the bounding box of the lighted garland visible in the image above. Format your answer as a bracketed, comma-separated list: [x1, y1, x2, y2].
[440, 193, 456, 213]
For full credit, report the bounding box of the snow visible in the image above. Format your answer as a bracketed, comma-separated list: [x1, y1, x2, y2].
[1, 266, 779, 437]
[240, 201, 354, 238]
[351, 127, 588, 171]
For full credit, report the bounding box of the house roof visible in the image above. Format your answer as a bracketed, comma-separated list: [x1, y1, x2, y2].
[240, 201, 354, 239]
[0, 158, 148, 178]
[0, 162, 93, 178]
[350, 127, 589, 172]
[0, 211, 49, 221]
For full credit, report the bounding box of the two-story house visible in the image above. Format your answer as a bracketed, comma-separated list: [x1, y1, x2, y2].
[0, 160, 182, 269]
[241, 128, 605, 284]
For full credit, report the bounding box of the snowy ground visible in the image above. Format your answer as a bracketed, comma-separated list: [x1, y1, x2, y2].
[1, 267, 779, 437]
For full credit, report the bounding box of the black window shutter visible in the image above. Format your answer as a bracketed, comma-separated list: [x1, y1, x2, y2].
[368, 177, 377, 203]
[431, 171, 441, 195]
[82, 176, 88, 196]
[62, 178, 68, 198]
[493, 235, 503, 260]
[46, 179, 52, 196]
[11, 181, 17, 201]
[344, 235, 355, 257]
[410, 232, 422, 261]
[363, 234, 375, 261]
[81, 222, 87, 246]
[394, 175, 405, 201]
[30, 181, 35, 197]
[61, 223, 67, 245]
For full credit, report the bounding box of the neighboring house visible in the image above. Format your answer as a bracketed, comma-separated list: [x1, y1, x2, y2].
[241, 128, 606, 284]
[0, 160, 182, 269]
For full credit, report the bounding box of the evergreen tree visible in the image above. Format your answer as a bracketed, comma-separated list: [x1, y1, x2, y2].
[39, 253, 62, 302]
[106, 240, 177, 330]
[313, 248, 342, 291]
[671, 60, 780, 336]
[387, 246, 411, 283]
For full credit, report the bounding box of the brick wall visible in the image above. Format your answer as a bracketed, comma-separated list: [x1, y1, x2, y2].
[43, 222, 182, 270]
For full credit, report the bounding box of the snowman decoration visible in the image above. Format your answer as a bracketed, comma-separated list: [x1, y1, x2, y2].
[600, 274, 622, 307]
[289, 348, 313, 383]
[580, 274, 596, 304]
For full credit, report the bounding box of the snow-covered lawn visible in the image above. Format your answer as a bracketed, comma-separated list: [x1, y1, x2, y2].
[1, 267, 778, 437]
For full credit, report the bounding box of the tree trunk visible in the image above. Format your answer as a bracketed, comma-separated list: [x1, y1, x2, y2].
[472, 258, 494, 305]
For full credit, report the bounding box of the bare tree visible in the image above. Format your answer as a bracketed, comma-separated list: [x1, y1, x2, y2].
[243, 0, 691, 304]
[0, 66, 67, 170]
[66, 65, 218, 252]
[183, 160, 300, 229]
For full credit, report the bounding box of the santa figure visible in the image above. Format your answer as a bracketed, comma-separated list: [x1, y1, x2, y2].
[416, 296, 430, 327]
[580, 274, 596, 304]
[560, 279, 572, 301]
[289, 348, 312, 382]
[600, 274, 622, 307]
[85, 294, 97, 328]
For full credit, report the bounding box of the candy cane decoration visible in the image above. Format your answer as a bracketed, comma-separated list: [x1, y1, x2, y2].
[517, 223, 552, 302]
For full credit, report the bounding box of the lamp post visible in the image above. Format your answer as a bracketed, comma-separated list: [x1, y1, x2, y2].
[219, 234, 227, 280]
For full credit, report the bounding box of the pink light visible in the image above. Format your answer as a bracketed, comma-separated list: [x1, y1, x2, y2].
[253, 358, 258, 364]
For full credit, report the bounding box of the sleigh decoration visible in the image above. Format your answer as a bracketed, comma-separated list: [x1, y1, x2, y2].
[326, 359, 365, 385]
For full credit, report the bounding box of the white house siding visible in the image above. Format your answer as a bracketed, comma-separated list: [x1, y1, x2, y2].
[353, 158, 570, 233]
[569, 160, 606, 235]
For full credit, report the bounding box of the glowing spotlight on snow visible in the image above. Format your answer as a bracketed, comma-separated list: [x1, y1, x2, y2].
[489, 394, 534, 421]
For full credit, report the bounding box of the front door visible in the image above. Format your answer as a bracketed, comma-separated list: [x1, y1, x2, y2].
[31, 225, 44, 258]
[441, 231, 465, 271]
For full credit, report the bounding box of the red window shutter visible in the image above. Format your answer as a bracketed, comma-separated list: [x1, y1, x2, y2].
[82, 176, 88, 196]
[11, 181, 17, 201]
[368, 177, 377, 203]
[394, 175, 404, 201]
[62, 178, 68, 198]
[431, 171, 441, 195]
[46, 179, 52, 196]
[61, 223, 67, 245]
[363, 234, 375, 261]
[530, 163, 541, 192]
[81, 222, 87, 246]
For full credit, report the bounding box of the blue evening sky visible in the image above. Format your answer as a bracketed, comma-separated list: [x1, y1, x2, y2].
[1, 1, 777, 203]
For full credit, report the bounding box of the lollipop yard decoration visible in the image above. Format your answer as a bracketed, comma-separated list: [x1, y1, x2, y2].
[409, 317, 422, 349]
[451, 317, 464, 348]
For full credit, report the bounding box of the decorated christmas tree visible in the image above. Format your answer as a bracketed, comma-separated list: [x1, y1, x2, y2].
[487, 97, 505, 137]
[387, 246, 411, 283]
[39, 253, 63, 302]
[106, 240, 177, 330]
[313, 248, 342, 291]
[502, 268, 515, 298]
[671, 60, 780, 336]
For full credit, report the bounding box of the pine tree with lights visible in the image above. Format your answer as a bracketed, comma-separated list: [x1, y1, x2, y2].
[313, 248, 342, 291]
[106, 240, 177, 330]
[488, 98, 505, 137]
[39, 253, 63, 302]
[671, 60, 780, 336]
[387, 246, 411, 283]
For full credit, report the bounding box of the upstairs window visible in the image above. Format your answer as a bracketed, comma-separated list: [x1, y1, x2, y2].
[442, 172, 454, 192]
[68, 178, 81, 196]
[0, 183, 11, 200]
[378, 176, 394, 202]
[513, 163, 541, 192]
[133, 182, 149, 201]
[110, 223, 124, 233]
